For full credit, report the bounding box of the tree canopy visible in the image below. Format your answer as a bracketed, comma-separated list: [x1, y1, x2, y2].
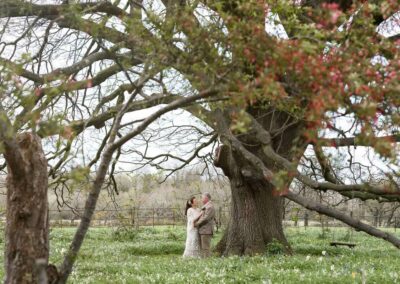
[0, 0, 400, 281]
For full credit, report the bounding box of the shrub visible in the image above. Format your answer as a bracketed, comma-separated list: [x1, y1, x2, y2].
[265, 239, 286, 255]
[111, 226, 138, 241]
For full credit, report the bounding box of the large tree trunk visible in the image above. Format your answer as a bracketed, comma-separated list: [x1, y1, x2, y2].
[4, 133, 49, 283]
[216, 175, 289, 255]
[214, 108, 305, 256]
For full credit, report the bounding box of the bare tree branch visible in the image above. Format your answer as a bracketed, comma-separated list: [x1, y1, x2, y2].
[286, 190, 400, 249]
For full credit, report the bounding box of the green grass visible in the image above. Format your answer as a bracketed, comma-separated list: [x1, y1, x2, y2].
[1, 226, 400, 283]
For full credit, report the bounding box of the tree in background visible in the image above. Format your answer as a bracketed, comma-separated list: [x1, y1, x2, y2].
[1, 0, 400, 282]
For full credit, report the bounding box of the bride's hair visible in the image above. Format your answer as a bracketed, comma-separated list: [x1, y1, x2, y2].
[185, 196, 196, 216]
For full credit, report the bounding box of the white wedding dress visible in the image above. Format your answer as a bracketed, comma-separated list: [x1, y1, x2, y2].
[183, 208, 201, 258]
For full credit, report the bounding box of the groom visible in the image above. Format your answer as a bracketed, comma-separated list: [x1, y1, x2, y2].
[194, 192, 215, 258]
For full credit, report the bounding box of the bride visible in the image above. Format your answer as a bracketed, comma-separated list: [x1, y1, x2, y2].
[183, 196, 202, 258]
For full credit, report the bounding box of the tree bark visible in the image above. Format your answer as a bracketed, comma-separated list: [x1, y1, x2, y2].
[56, 146, 114, 284]
[214, 108, 305, 256]
[4, 133, 49, 283]
[215, 174, 290, 255]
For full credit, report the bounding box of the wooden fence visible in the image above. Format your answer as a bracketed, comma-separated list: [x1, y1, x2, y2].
[47, 206, 400, 230]
[48, 206, 229, 228]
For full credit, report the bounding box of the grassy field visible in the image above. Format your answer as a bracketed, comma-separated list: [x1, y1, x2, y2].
[1, 226, 400, 283]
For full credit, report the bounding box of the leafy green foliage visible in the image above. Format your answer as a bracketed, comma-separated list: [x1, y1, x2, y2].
[265, 239, 286, 255]
[67, 167, 90, 184]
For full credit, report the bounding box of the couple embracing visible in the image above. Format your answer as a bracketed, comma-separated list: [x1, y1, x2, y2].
[183, 193, 215, 258]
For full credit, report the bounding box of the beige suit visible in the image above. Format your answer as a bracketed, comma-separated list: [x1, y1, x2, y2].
[195, 201, 215, 257]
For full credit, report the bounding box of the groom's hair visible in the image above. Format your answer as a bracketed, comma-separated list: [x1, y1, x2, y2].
[203, 192, 211, 200]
